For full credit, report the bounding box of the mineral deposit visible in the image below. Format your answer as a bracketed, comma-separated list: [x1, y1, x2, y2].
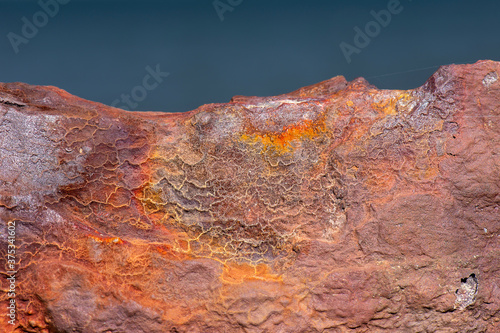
[1, 60, 499, 332]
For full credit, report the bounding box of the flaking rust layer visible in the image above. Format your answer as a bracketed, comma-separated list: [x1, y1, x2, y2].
[1, 60, 499, 332]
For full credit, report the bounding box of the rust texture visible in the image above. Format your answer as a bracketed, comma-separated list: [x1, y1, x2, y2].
[0, 60, 499, 332]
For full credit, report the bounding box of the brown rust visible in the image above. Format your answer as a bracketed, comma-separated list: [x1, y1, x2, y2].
[1, 60, 499, 332]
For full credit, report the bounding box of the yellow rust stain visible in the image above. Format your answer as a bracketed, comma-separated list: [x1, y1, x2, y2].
[371, 92, 412, 116]
[397, 92, 412, 102]
[221, 262, 282, 284]
[240, 119, 325, 154]
[371, 98, 397, 116]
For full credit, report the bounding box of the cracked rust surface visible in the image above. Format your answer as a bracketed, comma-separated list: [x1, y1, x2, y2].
[1, 60, 500, 332]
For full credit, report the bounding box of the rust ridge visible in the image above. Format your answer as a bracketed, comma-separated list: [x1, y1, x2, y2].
[1, 60, 499, 332]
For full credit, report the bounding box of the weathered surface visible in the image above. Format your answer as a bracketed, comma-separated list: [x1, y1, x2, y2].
[0, 60, 499, 332]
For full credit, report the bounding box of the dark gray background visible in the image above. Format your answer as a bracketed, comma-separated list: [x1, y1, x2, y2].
[1, 0, 499, 112]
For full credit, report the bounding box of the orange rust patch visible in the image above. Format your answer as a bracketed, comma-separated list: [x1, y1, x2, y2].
[88, 235, 124, 244]
[175, 239, 190, 252]
[221, 262, 282, 284]
[240, 119, 325, 154]
[155, 244, 191, 260]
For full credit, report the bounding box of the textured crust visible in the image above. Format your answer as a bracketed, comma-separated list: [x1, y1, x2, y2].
[0, 60, 499, 332]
